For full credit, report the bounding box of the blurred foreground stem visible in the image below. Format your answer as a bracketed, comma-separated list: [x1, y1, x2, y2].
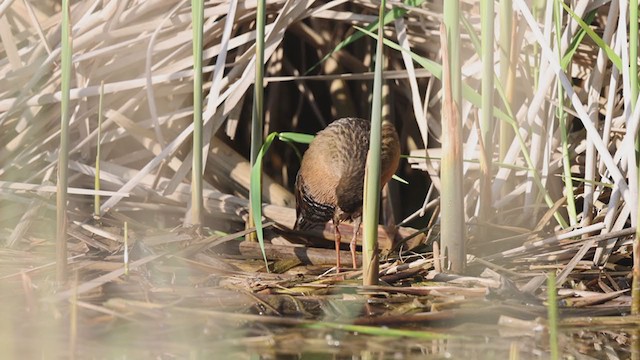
[57, 0, 72, 282]
[439, 0, 465, 273]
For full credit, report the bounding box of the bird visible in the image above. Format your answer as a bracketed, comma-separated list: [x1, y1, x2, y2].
[294, 117, 401, 272]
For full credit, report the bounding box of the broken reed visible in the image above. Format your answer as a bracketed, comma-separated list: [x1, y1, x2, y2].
[94, 81, 104, 219]
[361, 0, 387, 286]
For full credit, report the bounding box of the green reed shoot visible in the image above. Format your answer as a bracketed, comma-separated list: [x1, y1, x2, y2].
[191, 0, 204, 227]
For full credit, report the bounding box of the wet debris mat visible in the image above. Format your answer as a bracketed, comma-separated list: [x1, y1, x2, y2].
[1, 216, 638, 359]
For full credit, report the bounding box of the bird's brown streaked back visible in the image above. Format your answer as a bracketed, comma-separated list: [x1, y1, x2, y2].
[293, 117, 401, 271]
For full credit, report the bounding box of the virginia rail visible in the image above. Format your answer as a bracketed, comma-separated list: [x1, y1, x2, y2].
[294, 117, 401, 272]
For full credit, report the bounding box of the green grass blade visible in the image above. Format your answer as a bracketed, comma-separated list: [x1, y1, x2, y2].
[306, 0, 425, 74]
[391, 174, 408, 184]
[560, 11, 596, 69]
[277, 132, 314, 161]
[248, 130, 330, 268]
[559, 0, 621, 71]
[564, 175, 613, 188]
[460, 16, 481, 54]
[278, 132, 315, 144]
[247, 0, 266, 241]
[250, 132, 279, 271]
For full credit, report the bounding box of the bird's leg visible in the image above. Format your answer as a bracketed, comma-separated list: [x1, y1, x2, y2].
[350, 216, 362, 269]
[333, 218, 342, 273]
